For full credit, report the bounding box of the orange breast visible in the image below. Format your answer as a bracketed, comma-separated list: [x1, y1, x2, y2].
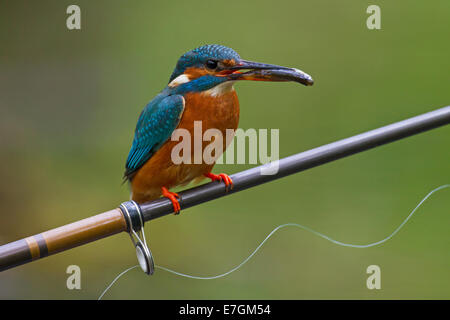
[131, 90, 240, 203]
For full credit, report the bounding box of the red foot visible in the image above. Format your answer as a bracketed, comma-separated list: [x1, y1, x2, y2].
[161, 187, 181, 214]
[204, 172, 233, 191]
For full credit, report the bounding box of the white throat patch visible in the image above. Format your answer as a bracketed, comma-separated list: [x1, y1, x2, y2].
[202, 81, 236, 97]
[168, 74, 190, 87]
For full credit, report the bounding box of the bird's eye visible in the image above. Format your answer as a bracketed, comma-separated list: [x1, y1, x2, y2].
[206, 60, 218, 70]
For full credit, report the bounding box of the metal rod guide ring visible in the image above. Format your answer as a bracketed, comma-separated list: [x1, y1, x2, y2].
[119, 201, 154, 275]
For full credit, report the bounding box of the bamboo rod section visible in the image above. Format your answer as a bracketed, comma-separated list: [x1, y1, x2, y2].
[0, 209, 127, 271]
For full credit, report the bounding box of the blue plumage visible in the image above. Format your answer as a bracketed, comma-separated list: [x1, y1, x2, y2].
[124, 73, 229, 180]
[169, 44, 240, 82]
[174, 75, 227, 94]
[124, 94, 185, 179]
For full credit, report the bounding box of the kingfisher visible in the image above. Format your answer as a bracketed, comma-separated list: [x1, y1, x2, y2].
[124, 44, 313, 213]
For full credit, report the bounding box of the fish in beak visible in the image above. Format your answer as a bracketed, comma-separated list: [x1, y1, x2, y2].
[226, 59, 314, 86]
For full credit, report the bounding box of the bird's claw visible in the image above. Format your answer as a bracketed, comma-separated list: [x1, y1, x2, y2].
[204, 173, 234, 192]
[161, 187, 181, 214]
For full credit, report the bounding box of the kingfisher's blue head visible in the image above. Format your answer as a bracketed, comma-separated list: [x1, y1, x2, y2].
[169, 45, 241, 82]
[167, 44, 314, 91]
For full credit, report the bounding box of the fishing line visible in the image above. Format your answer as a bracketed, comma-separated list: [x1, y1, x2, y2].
[98, 265, 139, 300]
[98, 184, 449, 299]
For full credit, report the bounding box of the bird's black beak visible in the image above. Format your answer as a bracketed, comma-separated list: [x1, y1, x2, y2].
[225, 59, 314, 86]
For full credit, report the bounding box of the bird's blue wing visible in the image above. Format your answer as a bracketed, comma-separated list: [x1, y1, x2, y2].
[124, 94, 185, 180]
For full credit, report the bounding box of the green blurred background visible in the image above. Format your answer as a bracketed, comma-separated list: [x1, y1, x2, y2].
[0, 0, 449, 299]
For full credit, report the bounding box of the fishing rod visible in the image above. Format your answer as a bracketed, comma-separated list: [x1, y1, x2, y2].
[1, 105, 449, 274]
